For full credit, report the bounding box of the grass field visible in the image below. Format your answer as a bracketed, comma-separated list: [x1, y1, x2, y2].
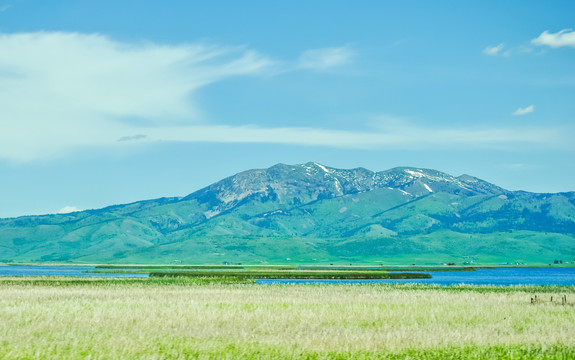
[1, 277, 574, 359]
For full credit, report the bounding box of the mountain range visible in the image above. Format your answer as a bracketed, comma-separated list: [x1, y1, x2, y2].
[1, 162, 574, 265]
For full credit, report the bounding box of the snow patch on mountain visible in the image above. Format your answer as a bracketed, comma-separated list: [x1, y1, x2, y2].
[405, 169, 425, 178]
[315, 163, 331, 173]
[333, 178, 343, 193]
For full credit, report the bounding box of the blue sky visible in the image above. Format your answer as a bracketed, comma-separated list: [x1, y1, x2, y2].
[0, 0, 574, 218]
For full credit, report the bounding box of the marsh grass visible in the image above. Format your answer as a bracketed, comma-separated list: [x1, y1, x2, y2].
[88, 267, 435, 279]
[0, 278, 574, 359]
[148, 270, 432, 279]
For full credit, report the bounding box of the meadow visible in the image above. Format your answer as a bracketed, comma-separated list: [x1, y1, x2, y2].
[1, 277, 574, 359]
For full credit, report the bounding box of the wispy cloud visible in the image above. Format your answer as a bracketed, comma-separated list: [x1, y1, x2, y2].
[0, 32, 276, 160]
[483, 43, 505, 56]
[0, 4, 11, 12]
[0, 32, 360, 161]
[532, 29, 575, 48]
[118, 134, 148, 142]
[0, 31, 565, 161]
[140, 122, 565, 150]
[298, 46, 355, 70]
[512, 105, 535, 116]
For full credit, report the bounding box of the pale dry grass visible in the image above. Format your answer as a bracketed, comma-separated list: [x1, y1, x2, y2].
[0, 280, 574, 359]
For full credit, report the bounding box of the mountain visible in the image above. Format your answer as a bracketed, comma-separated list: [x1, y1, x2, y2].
[1, 162, 574, 265]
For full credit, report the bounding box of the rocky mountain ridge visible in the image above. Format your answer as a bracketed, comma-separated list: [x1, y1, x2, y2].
[1, 162, 574, 264]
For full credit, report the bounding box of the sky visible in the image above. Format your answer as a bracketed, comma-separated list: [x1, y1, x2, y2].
[0, 0, 574, 218]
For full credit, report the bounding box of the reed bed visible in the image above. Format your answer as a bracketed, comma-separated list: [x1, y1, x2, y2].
[0, 278, 574, 359]
[148, 270, 432, 279]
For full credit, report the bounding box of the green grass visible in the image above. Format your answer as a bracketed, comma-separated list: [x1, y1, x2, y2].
[89, 265, 465, 279]
[94, 264, 246, 269]
[148, 270, 432, 279]
[0, 278, 574, 359]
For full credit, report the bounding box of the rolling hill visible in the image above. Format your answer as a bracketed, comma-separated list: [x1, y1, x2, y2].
[1, 162, 574, 265]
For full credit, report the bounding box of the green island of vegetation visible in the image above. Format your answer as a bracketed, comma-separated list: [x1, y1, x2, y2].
[88, 265, 441, 280]
[148, 269, 432, 280]
[0, 269, 574, 359]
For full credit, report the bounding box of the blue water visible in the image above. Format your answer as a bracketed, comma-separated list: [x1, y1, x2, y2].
[2, 266, 575, 285]
[298, 266, 466, 270]
[256, 268, 575, 286]
[0, 266, 148, 278]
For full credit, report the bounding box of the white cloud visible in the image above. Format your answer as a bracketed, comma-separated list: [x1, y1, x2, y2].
[512, 105, 535, 116]
[0, 32, 275, 160]
[483, 43, 505, 56]
[141, 122, 565, 150]
[532, 29, 575, 48]
[57, 206, 81, 214]
[298, 46, 355, 70]
[118, 134, 148, 142]
[0, 31, 565, 161]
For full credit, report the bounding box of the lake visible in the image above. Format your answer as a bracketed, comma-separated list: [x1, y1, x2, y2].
[0, 266, 148, 278]
[256, 267, 575, 286]
[1, 266, 575, 285]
